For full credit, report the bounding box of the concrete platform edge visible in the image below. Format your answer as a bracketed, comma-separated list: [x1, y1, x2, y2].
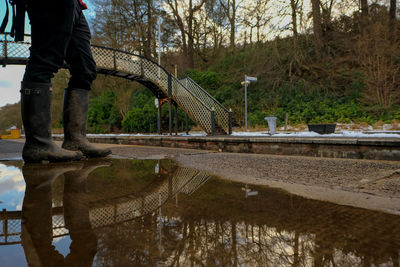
[51, 136, 400, 161]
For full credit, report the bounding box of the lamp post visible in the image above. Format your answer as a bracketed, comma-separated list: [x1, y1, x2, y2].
[157, 18, 162, 79]
[242, 75, 257, 131]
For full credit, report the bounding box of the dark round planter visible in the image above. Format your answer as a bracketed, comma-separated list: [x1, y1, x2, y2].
[308, 124, 336, 134]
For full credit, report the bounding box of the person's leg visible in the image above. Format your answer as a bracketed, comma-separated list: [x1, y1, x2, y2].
[62, 7, 111, 157]
[21, 163, 82, 266]
[21, 0, 83, 162]
[63, 159, 111, 266]
[23, 0, 75, 83]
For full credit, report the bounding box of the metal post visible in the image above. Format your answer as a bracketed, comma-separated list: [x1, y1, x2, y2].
[211, 107, 215, 136]
[185, 113, 189, 135]
[168, 74, 172, 135]
[168, 74, 172, 96]
[169, 99, 172, 135]
[157, 18, 161, 79]
[244, 75, 248, 131]
[174, 102, 178, 135]
[158, 101, 162, 135]
[113, 50, 117, 70]
[229, 108, 233, 135]
[284, 112, 288, 131]
[3, 208, 7, 243]
[140, 57, 144, 77]
[3, 34, 7, 67]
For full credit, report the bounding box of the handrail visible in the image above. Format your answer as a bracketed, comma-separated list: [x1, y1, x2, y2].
[182, 76, 229, 113]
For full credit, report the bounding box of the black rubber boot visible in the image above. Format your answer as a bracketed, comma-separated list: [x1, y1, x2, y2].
[62, 88, 111, 157]
[21, 81, 84, 163]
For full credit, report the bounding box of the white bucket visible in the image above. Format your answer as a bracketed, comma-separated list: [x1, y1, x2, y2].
[264, 116, 277, 135]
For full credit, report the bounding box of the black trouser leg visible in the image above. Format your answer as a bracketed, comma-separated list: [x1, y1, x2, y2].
[65, 6, 97, 90]
[23, 0, 76, 83]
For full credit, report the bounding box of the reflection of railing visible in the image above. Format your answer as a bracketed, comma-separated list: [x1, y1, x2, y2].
[0, 167, 210, 245]
[0, 33, 231, 135]
[89, 167, 209, 228]
[0, 207, 68, 246]
[0, 211, 21, 245]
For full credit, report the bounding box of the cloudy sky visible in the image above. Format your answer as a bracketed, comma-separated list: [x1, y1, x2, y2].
[0, 65, 25, 107]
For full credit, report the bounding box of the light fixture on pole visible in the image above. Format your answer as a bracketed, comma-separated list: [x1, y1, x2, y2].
[242, 75, 257, 131]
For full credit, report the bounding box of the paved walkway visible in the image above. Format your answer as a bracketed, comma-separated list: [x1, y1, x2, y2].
[1, 139, 400, 215]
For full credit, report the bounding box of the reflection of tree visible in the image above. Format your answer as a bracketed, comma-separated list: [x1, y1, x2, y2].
[15, 160, 400, 266]
[91, 177, 400, 267]
[85, 159, 174, 203]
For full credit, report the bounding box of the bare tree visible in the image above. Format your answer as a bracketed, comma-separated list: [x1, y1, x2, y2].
[290, 0, 300, 45]
[389, 0, 397, 39]
[359, 0, 369, 34]
[166, 0, 206, 69]
[218, 0, 240, 51]
[310, 0, 323, 54]
[241, 0, 271, 44]
[205, 0, 227, 57]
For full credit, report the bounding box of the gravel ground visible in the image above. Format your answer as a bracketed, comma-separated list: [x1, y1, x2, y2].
[108, 145, 400, 194]
[108, 144, 400, 215]
[2, 140, 400, 214]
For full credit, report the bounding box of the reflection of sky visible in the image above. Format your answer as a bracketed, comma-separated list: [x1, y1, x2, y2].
[0, 244, 27, 267]
[0, 164, 25, 211]
[53, 236, 72, 257]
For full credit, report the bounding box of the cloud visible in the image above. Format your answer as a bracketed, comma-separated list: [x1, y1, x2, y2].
[0, 165, 24, 195]
[0, 80, 12, 88]
[0, 65, 25, 107]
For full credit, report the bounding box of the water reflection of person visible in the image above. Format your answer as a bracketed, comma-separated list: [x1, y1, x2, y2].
[21, 159, 109, 266]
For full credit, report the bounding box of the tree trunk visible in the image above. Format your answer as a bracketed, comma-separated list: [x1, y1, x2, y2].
[360, 0, 368, 34]
[145, 0, 153, 59]
[360, 0, 368, 16]
[230, 0, 236, 50]
[389, 0, 396, 39]
[187, 0, 195, 68]
[311, 0, 323, 55]
[290, 0, 298, 50]
[219, 0, 236, 51]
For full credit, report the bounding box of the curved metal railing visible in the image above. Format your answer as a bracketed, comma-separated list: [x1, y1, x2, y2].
[0, 33, 230, 135]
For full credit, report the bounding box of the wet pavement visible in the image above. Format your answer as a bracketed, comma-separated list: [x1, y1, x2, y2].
[0, 158, 400, 266]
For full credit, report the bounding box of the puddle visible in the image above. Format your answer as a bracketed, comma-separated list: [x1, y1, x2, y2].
[0, 159, 399, 266]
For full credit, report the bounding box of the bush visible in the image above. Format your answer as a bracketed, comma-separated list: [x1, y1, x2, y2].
[122, 106, 157, 133]
[88, 91, 121, 133]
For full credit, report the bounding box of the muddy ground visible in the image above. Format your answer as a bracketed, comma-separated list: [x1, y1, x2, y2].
[1, 139, 400, 215]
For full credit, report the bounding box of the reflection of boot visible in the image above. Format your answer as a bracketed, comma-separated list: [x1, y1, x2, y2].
[21, 162, 82, 267]
[21, 81, 84, 163]
[62, 88, 111, 157]
[64, 159, 110, 266]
